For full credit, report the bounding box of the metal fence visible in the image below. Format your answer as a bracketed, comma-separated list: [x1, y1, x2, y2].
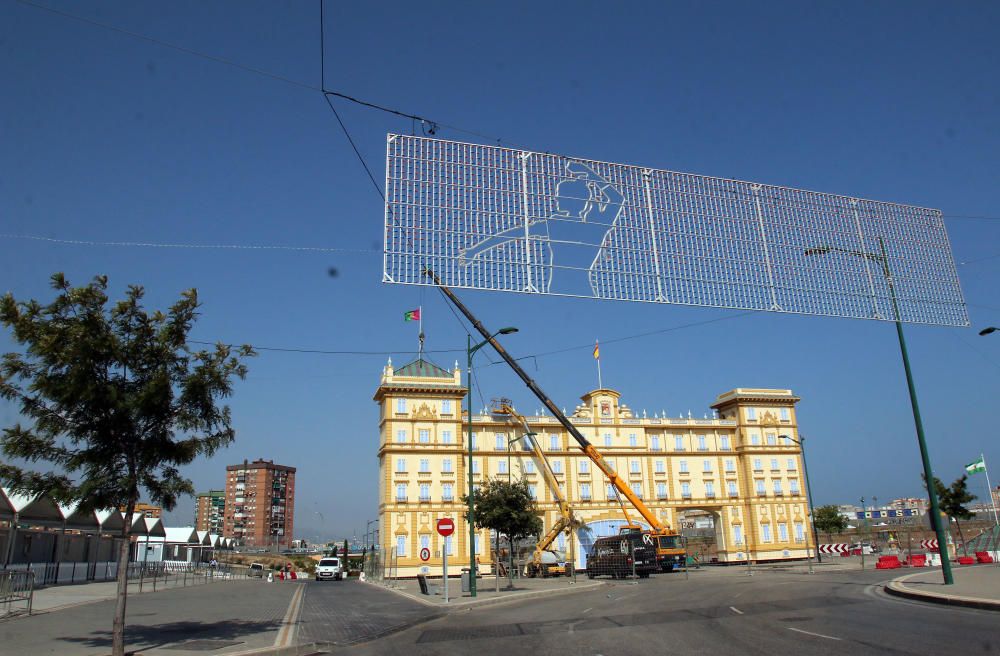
[0, 570, 34, 617]
[1, 560, 234, 590]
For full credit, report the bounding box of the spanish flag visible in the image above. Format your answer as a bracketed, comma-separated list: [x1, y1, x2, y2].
[593, 340, 600, 360]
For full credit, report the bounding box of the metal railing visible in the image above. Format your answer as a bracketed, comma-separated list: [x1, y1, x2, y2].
[0, 570, 34, 617]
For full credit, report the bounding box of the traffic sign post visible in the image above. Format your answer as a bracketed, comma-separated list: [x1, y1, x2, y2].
[437, 518, 454, 603]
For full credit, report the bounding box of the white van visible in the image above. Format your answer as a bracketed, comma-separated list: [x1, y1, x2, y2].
[315, 557, 344, 581]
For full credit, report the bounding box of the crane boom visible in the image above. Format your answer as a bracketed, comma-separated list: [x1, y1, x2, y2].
[426, 268, 669, 533]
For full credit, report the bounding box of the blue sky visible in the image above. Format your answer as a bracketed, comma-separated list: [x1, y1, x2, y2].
[2, 1, 999, 542]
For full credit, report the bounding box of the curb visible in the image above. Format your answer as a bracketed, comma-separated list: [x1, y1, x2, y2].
[884, 571, 1000, 612]
[371, 579, 604, 612]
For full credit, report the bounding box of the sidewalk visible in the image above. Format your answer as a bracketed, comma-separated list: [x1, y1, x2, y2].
[885, 563, 1000, 610]
[370, 573, 603, 609]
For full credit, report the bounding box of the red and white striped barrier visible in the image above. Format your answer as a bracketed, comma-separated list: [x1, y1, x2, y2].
[819, 544, 849, 554]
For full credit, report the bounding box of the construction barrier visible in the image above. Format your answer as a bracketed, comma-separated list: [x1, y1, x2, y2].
[876, 555, 903, 569]
[0, 570, 34, 617]
[975, 551, 994, 564]
[907, 554, 927, 567]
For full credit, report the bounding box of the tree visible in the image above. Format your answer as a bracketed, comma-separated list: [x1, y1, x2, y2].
[343, 538, 350, 566]
[940, 476, 977, 554]
[0, 274, 253, 656]
[813, 505, 848, 542]
[461, 477, 542, 586]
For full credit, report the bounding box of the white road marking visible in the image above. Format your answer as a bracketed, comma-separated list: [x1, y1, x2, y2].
[729, 606, 744, 615]
[275, 584, 305, 648]
[788, 627, 841, 641]
[582, 607, 592, 614]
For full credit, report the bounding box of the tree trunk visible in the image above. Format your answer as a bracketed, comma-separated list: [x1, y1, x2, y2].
[112, 503, 135, 656]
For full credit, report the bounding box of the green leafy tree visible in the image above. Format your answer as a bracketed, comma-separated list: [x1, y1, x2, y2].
[462, 477, 542, 585]
[813, 504, 848, 542]
[0, 274, 253, 656]
[940, 475, 977, 554]
[343, 538, 350, 567]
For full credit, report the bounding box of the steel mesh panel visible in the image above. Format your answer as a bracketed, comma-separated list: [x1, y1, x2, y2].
[384, 134, 968, 326]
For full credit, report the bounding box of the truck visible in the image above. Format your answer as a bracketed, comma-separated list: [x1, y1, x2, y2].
[427, 268, 685, 573]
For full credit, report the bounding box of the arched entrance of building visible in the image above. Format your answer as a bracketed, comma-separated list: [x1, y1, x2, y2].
[676, 507, 726, 564]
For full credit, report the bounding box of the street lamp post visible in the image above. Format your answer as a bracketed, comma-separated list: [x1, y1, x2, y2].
[805, 237, 954, 585]
[467, 327, 518, 598]
[785, 435, 816, 573]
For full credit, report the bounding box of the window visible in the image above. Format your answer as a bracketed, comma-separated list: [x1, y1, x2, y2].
[773, 480, 783, 494]
[705, 482, 715, 498]
[442, 484, 454, 501]
[630, 482, 643, 499]
[720, 435, 730, 451]
[418, 429, 429, 444]
[474, 535, 481, 555]
[795, 522, 805, 542]
[495, 434, 506, 450]
[604, 434, 612, 447]
[674, 435, 684, 451]
[766, 433, 776, 446]
[728, 481, 738, 497]
[751, 434, 760, 445]
[445, 535, 455, 555]
[557, 533, 566, 551]
[471, 433, 478, 450]
[681, 482, 691, 498]
[442, 459, 453, 473]
[472, 460, 480, 474]
[698, 435, 707, 451]
[787, 458, 796, 470]
[746, 407, 756, 420]
[755, 480, 765, 495]
[419, 459, 429, 473]
[725, 459, 735, 472]
[552, 460, 563, 474]
[396, 398, 407, 413]
[651, 436, 660, 451]
[761, 524, 772, 542]
[442, 399, 451, 413]
[396, 458, 407, 473]
[778, 523, 788, 542]
[780, 434, 790, 445]
[679, 460, 688, 473]
[753, 459, 762, 471]
[419, 484, 430, 501]
[524, 460, 535, 474]
[629, 434, 637, 447]
[580, 483, 591, 500]
[579, 460, 590, 474]
[498, 460, 508, 474]
[656, 483, 668, 499]
[550, 434, 559, 450]
[630, 459, 641, 474]
[780, 408, 789, 421]
[528, 485, 537, 500]
[395, 484, 407, 502]
[655, 460, 665, 474]
[396, 429, 407, 443]
[703, 460, 712, 472]
[790, 479, 800, 495]
[396, 535, 406, 556]
[734, 525, 743, 545]
[606, 484, 617, 499]
[442, 430, 452, 444]
[770, 458, 779, 471]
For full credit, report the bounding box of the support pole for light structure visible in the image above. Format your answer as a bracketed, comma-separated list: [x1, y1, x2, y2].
[805, 238, 954, 585]
[786, 435, 816, 573]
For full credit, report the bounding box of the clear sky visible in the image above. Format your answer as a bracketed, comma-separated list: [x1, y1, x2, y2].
[2, 1, 999, 543]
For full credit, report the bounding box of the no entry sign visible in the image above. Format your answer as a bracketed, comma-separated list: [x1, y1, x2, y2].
[437, 518, 455, 537]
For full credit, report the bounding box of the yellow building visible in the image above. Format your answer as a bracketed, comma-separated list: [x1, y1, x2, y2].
[374, 357, 814, 577]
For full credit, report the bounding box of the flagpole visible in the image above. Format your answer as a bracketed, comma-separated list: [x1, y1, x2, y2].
[983, 454, 1000, 527]
[418, 305, 424, 357]
[597, 357, 603, 389]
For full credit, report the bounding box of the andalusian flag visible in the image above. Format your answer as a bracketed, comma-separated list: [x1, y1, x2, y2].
[404, 308, 421, 322]
[593, 340, 600, 360]
[966, 455, 986, 475]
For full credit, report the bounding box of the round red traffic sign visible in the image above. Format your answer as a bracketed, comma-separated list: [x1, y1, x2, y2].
[419, 547, 431, 562]
[437, 518, 455, 537]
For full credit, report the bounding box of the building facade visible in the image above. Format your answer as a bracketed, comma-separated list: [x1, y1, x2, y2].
[120, 503, 162, 519]
[195, 490, 226, 534]
[374, 357, 814, 577]
[223, 459, 296, 549]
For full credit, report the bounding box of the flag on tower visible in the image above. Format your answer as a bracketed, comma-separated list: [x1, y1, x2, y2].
[966, 455, 986, 474]
[593, 341, 600, 360]
[404, 308, 421, 322]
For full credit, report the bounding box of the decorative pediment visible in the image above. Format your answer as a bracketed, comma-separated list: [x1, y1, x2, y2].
[760, 410, 780, 426]
[413, 403, 438, 420]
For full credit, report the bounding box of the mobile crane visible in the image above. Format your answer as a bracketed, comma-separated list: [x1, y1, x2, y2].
[426, 269, 685, 572]
[491, 399, 578, 577]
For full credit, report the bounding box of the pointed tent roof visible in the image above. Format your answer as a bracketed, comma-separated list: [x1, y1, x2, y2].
[0, 488, 15, 521]
[130, 515, 166, 538]
[2, 487, 63, 526]
[164, 526, 200, 544]
[96, 509, 125, 532]
[394, 358, 452, 379]
[196, 530, 212, 546]
[58, 503, 103, 531]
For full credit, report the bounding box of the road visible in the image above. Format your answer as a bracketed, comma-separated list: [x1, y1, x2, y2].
[340, 568, 1000, 655]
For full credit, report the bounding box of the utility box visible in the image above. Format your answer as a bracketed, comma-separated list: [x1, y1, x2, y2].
[460, 568, 471, 593]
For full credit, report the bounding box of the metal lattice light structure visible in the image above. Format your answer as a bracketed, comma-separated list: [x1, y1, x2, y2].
[384, 134, 967, 326]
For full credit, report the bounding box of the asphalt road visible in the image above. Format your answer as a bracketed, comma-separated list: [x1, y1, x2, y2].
[339, 568, 1000, 655]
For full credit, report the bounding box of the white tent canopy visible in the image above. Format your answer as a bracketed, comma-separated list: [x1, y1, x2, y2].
[2, 487, 63, 527]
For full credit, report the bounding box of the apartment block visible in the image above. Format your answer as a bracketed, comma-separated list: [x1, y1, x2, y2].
[224, 459, 296, 548]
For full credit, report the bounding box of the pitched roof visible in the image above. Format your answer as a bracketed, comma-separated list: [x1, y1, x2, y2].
[394, 358, 452, 379]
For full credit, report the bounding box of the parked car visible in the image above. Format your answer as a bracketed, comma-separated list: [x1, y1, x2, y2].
[586, 533, 658, 579]
[247, 562, 266, 578]
[315, 557, 344, 581]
